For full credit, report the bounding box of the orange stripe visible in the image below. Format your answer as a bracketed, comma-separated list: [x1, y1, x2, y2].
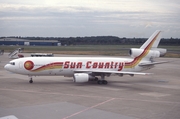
[125, 31, 160, 68]
[31, 62, 63, 72]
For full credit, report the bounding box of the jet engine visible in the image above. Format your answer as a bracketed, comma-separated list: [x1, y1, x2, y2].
[151, 48, 167, 57]
[129, 48, 160, 58]
[73, 73, 95, 83]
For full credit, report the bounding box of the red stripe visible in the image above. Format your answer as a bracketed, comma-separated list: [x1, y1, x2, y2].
[125, 31, 160, 67]
[31, 62, 63, 71]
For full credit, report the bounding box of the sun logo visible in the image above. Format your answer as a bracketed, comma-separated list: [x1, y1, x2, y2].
[24, 60, 34, 70]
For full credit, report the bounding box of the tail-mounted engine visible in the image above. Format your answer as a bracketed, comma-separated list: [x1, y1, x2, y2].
[129, 48, 166, 58]
[151, 48, 167, 57]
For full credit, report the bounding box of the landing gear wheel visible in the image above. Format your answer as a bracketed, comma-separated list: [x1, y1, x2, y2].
[97, 74, 108, 85]
[29, 78, 33, 83]
[102, 80, 108, 85]
[97, 80, 108, 85]
[97, 80, 103, 85]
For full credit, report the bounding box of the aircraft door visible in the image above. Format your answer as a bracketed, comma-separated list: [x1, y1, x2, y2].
[19, 61, 23, 69]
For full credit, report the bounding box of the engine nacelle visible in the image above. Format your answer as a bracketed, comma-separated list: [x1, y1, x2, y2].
[129, 48, 144, 58]
[151, 48, 167, 57]
[129, 48, 160, 58]
[73, 73, 95, 83]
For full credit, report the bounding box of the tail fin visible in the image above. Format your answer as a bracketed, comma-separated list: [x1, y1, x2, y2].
[140, 30, 161, 49]
[129, 30, 166, 59]
[127, 30, 167, 69]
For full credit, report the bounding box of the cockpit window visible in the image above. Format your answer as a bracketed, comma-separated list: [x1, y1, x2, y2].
[9, 62, 15, 65]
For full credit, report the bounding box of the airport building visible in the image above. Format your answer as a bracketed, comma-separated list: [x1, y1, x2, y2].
[0, 38, 60, 46]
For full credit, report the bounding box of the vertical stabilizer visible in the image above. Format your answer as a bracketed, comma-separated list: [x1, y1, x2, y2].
[129, 30, 166, 63]
[140, 30, 161, 49]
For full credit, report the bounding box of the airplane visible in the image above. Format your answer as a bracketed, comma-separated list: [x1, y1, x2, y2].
[4, 30, 167, 85]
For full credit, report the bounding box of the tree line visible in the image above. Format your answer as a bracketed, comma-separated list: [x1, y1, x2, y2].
[1, 36, 180, 45]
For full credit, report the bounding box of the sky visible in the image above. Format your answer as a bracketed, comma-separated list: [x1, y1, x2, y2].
[0, 0, 180, 38]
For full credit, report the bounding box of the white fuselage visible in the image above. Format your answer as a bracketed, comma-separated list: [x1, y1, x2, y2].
[4, 57, 151, 77]
[4, 30, 165, 84]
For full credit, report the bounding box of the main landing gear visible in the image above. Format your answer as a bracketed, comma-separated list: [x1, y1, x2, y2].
[29, 76, 33, 83]
[97, 74, 108, 85]
[27, 75, 108, 85]
[97, 80, 108, 85]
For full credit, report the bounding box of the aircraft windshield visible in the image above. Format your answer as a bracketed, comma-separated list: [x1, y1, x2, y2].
[9, 62, 15, 65]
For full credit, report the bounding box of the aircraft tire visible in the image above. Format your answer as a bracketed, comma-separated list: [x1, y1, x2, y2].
[29, 79, 33, 83]
[97, 80, 108, 85]
[97, 80, 103, 85]
[103, 80, 108, 85]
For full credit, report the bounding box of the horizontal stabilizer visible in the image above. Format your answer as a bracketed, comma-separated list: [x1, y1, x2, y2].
[139, 61, 168, 66]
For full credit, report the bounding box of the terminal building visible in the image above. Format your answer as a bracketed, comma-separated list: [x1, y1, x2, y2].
[0, 38, 61, 46]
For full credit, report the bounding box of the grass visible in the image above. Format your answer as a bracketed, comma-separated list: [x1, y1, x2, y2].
[0, 45, 179, 58]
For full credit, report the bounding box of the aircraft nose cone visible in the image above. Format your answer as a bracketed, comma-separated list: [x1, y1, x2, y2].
[4, 64, 9, 71]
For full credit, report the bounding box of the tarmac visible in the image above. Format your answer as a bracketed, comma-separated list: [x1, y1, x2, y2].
[0, 53, 180, 119]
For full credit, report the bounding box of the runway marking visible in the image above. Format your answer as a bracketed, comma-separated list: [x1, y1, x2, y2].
[0, 88, 110, 99]
[99, 87, 120, 91]
[0, 88, 180, 105]
[139, 83, 180, 90]
[62, 98, 115, 119]
[139, 92, 170, 97]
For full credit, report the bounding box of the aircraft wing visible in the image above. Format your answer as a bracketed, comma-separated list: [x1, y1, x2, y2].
[74, 70, 152, 75]
[139, 61, 168, 66]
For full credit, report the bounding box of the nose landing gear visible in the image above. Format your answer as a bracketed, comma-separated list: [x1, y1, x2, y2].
[29, 76, 33, 83]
